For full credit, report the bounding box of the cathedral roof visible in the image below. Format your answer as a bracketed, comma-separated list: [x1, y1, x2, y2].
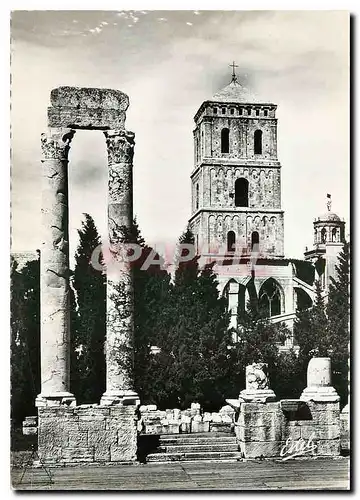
[211, 80, 268, 104]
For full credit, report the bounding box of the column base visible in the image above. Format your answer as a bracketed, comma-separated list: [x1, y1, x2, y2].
[35, 392, 76, 408]
[300, 386, 340, 402]
[239, 389, 277, 403]
[100, 390, 140, 407]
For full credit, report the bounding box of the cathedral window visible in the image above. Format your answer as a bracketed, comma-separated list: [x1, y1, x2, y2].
[259, 278, 282, 317]
[332, 228, 337, 242]
[247, 107, 252, 116]
[221, 128, 230, 153]
[213, 107, 217, 114]
[227, 231, 236, 252]
[222, 107, 226, 114]
[254, 129, 263, 154]
[251, 231, 259, 251]
[235, 178, 249, 207]
[196, 183, 199, 209]
[264, 109, 268, 117]
[230, 108, 234, 115]
[321, 228, 327, 243]
[239, 108, 243, 115]
[256, 109, 260, 116]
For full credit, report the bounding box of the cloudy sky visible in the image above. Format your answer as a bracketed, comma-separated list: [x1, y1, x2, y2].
[11, 10, 349, 263]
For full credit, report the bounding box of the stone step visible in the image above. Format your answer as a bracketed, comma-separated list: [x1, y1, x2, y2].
[147, 450, 242, 462]
[159, 435, 237, 446]
[160, 443, 239, 453]
[159, 437, 237, 446]
[160, 432, 233, 439]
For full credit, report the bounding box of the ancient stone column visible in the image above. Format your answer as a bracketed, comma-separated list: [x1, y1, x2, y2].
[36, 128, 76, 407]
[100, 129, 139, 406]
[239, 362, 276, 403]
[300, 357, 340, 402]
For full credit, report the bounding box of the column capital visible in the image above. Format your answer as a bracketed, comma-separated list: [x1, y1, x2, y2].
[41, 128, 76, 160]
[104, 129, 135, 165]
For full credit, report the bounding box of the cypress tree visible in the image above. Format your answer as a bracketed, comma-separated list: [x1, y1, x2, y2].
[326, 242, 350, 406]
[153, 227, 231, 411]
[234, 295, 290, 394]
[72, 213, 106, 403]
[10, 257, 40, 424]
[129, 218, 172, 403]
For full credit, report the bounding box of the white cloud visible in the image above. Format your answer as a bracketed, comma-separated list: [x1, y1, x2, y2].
[186, 22, 193, 26]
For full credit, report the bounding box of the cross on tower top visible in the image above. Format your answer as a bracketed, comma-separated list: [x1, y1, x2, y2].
[229, 61, 239, 83]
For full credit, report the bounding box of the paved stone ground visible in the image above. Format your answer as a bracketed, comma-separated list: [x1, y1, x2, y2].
[11, 457, 350, 491]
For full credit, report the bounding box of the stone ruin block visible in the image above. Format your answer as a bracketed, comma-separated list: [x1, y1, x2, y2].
[37, 405, 137, 465]
[180, 422, 191, 433]
[191, 421, 210, 433]
[240, 440, 283, 459]
[340, 405, 350, 452]
[47, 86, 129, 130]
[235, 398, 341, 459]
[22, 416, 38, 436]
[209, 422, 232, 433]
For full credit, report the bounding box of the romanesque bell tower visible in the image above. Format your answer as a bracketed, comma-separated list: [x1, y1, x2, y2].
[189, 68, 284, 261]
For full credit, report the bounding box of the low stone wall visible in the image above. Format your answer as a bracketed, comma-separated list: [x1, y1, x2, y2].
[340, 405, 349, 452]
[38, 405, 138, 465]
[235, 400, 340, 459]
[138, 403, 235, 435]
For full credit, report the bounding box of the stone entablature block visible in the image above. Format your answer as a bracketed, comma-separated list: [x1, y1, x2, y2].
[48, 87, 129, 130]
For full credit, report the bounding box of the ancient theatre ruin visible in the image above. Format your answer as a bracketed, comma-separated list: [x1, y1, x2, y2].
[36, 87, 139, 464]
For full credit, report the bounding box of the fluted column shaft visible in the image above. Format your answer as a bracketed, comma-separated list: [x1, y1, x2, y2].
[36, 128, 76, 405]
[101, 129, 139, 405]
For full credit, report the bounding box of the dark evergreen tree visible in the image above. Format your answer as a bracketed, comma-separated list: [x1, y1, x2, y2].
[326, 242, 350, 406]
[129, 218, 172, 403]
[151, 227, 232, 411]
[72, 214, 106, 403]
[233, 294, 290, 394]
[10, 257, 40, 424]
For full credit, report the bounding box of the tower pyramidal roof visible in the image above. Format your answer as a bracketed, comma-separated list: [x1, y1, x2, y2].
[211, 63, 272, 104]
[211, 79, 264, 104]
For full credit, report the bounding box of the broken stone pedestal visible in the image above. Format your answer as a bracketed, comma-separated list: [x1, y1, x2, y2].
[300, 357, 340, 402]
[239, 363, 276, 403]
[234, 358, 341, 459]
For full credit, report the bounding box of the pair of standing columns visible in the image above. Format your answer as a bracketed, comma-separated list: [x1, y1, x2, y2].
[36, 127, 138, 407]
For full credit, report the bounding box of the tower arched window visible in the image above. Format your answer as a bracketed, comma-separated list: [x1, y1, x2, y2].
[321, 228, 327, 243]
[227, 231, 236, 253]
[235, 178, 249, 207]
[251, 231, 259, 251]
[259, 278, 282, 317]
[221, 128, 230, 153]
[196, 183, 199, 210]
[332, 228, 337, 242]
[254, 130, 263, 154]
